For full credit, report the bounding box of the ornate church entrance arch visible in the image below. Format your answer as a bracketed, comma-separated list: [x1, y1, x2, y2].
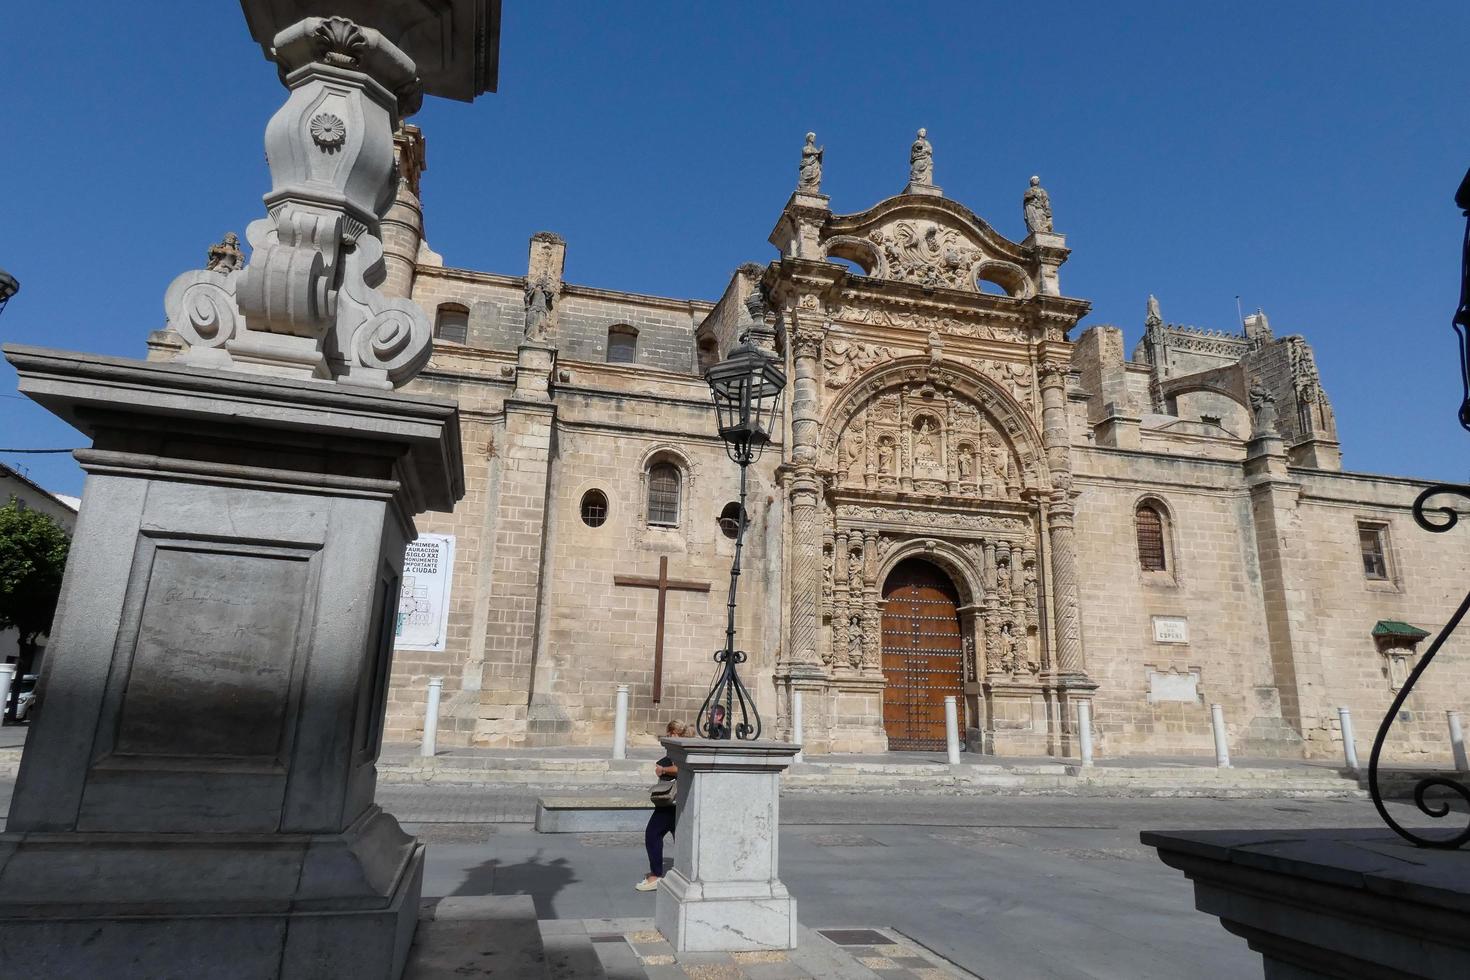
[881, 557, 964, 751]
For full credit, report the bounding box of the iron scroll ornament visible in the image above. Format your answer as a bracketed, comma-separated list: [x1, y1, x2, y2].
[1367, 484, 1470, 849]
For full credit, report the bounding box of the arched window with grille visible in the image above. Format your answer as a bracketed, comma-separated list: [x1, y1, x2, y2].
[647, 462, 681, 526]
[1135, 502, 1168, 572]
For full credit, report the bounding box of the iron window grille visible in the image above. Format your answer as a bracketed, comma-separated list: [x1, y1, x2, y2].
[580, 489, 608, 528]
[647, 463, 681, 526]
[1135, 505, 1167, 572]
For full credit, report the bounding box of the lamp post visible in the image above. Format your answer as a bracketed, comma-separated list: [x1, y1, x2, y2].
[0, 268, 18, 316]
[697, 292, 786, 740]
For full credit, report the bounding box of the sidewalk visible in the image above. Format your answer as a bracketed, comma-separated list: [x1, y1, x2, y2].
[373, 741, 1370, 798]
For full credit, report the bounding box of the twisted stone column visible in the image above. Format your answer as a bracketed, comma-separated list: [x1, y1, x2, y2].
[1039, 360, 1086, 677]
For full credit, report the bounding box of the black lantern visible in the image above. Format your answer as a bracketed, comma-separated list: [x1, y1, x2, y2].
[706, 334, 787, 466]
[0, 268, 18, 317]
[696, 294, 787, 740]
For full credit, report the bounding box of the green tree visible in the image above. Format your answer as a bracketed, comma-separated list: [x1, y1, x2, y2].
[0, 500, 70, 720]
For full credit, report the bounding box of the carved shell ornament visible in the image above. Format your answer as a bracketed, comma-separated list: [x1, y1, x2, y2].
[310, 113, 347, 149]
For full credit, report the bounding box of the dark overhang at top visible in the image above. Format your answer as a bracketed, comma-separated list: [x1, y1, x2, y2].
[240, 0, 502, 101]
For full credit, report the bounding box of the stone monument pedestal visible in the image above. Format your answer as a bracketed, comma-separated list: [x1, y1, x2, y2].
[655, 738, 800, 952]
[1144, 827, 1470, 979]
[0, 348, 462, 980]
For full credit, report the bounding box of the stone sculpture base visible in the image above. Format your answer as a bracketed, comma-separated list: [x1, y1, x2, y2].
[0, 348, 462, 980]
[1144, 827, 1470, 979]
[655, 738, 801, 952]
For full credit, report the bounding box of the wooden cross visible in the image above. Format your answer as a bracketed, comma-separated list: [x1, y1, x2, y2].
[614, 555, 711, 703]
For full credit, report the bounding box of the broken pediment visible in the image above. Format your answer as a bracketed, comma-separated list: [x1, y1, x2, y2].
[820, 197, 1039, 299]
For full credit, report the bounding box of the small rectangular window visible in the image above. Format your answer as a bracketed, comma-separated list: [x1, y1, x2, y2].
[607, 328, 638, 364]
[435, 306, 469, 344]
[1359, 523, 1389, 580]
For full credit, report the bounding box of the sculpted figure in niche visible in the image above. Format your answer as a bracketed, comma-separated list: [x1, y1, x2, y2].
[914, 419, 936, 461]
[798, 132, 823, 192]
[524, 274, 555, 343]
[877, 437, 895, 474]
[909, 128, 933, 186]
[847, 615, 865, 669]
[1023, 175, 1053, 235]
[957, 445, 972, 481]
[842, 431, 862, 481]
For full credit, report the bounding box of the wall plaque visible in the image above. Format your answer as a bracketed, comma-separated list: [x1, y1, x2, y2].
[1147, 668, 1201, 704]
[1152, 615, 1188, 644]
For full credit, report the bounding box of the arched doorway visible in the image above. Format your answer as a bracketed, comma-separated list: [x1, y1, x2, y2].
[881, 557, 964, 751]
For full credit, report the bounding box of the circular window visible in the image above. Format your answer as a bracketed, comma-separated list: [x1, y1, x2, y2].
[718, 502, 745, 539]
[580, 489, 608, 528]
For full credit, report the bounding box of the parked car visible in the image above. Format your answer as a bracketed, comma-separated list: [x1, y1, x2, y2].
[13, 675, 37, 722]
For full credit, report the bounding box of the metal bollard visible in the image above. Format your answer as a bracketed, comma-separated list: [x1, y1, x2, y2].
[421, 676, 443, 758]
[1338, 706, 1359, 770]
[1449, 710, 1469, 772]
[1211, 703, 1231, 768]
[0, 663, 15, 726]
[944, 695, 961, 765]
[612, 684, 629, 760]
[792, 689, 804, 763]
[1076, 700, 1094, 767]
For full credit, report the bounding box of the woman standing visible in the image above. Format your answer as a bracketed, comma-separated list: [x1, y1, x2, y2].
[636, 720, 685, 891]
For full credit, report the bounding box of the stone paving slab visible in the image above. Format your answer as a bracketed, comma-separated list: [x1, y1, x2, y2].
[571, 918, 976, 979]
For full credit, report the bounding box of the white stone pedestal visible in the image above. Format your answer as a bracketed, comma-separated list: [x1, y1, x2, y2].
[655, 737, 800, 952]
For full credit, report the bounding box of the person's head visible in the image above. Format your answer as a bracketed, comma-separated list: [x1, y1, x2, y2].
[665, 720, 685, 737]
[712, 704, 727, 724]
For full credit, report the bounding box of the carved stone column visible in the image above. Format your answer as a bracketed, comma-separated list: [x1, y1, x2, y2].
[1038, 360, 1087, 678]
[785, 311, 826, 670]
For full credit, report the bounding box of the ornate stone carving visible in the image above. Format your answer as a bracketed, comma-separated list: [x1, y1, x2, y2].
[847, 614, 865, 669]
[309, 112, 347, 149]
[832, 303, 1018, 339]
[823, 337, 896, 388]
[836, 504, 1029, 536]
[867, 221, 981, 291]
[1022, 176, 1053, 235]
[908, 128, 933, 186]
[207, 232, 245, 274]
[798, 132, 823, 192]
[165, 16, 431, 388]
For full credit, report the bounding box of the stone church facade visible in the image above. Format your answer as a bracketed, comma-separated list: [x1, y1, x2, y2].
[156, 126, 1470, 761]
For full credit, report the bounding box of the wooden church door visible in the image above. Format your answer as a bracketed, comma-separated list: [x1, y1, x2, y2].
[880, 558, 964, 751]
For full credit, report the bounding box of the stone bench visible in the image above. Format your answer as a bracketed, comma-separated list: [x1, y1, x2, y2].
[535, 796, 654, 833]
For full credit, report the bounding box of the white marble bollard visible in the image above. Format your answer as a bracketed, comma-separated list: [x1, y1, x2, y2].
[1076, 700, 1095, 767]
[421, 676, 443, 758]
[1338, 706, 1359, 770]
[656, 738, 800, 952]
[944, 695, 961, 765]
[0, 662, 15, 725]
[1449, 710, 1469, 772]
[1211, 703, 1232, 768]
[792, 690, 804, 764]
[613, 684, 629, 760]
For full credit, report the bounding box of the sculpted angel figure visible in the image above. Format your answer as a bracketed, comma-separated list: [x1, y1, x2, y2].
[798, 132, 823, 192]
[909, 128, 933, 185]
[1023, 175, 1053, 235]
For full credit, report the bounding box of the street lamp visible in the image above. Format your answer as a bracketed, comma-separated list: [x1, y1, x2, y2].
[697, 291, 787, 740]
[0, 268, 18, 317]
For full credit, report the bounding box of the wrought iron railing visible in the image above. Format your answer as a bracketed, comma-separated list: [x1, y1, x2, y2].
[1366, 167, 1470, 849]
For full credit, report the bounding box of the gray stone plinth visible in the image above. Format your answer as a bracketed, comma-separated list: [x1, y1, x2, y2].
[654, 737, 801, 952]
[535, 796, 653, 833]
[0, 347, 463, 980]
[1143, 827, 1470, 979]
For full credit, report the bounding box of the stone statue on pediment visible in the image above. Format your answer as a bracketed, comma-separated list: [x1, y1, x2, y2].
[909, 128, 933, 186]
[798, 132, 823, 192]
[1023, 176, 1053, 235]
[1248, 378, 1278, 435]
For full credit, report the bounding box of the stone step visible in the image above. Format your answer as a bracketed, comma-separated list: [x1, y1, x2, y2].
[404, 896, 549, 979]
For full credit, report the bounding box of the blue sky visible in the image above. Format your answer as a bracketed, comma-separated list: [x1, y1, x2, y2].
[2, 2, 1466, 496]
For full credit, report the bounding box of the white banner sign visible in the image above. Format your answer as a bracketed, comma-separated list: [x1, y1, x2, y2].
[396, 534, 455, 652]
